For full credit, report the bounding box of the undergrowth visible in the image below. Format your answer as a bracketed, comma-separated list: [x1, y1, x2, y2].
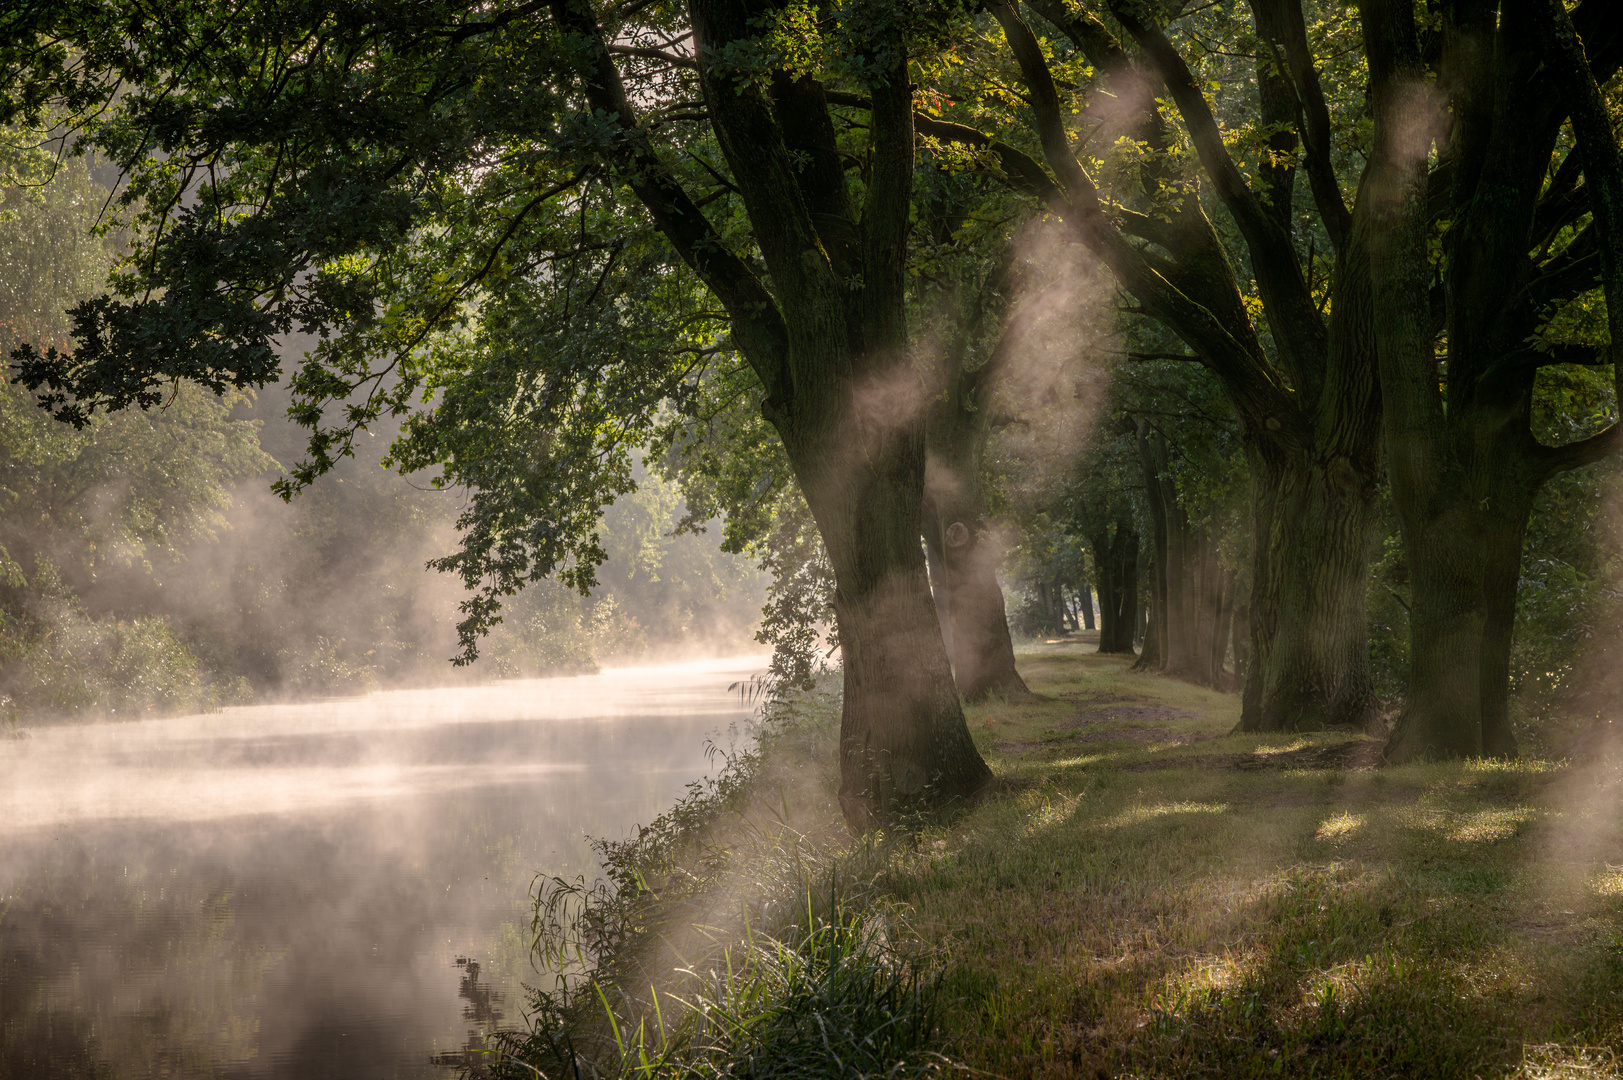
[479, 678, 963, 1080]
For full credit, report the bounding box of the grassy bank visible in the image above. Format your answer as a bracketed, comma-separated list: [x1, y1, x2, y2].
[908, 641, 1623, 1078]
[504, 642, 1623, 1079]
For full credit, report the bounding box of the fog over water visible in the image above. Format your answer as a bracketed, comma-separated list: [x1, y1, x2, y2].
[0, 656, 764, 1079]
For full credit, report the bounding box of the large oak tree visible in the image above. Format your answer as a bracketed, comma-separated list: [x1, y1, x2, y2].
[9, 0, 994, 825]
[1365, 0, 1623, 759]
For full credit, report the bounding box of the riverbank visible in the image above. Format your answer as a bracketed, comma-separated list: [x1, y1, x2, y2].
[906, 640, 1623, 1078]
[529, 639, 1623, 1079]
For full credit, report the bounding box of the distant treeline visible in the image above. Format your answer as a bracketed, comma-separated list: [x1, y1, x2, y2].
[0, 152, 763, 723]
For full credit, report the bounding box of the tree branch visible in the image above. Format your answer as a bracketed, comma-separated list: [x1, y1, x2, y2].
[1531, 147, 1586, 253]
[1108, 0, 1326, 395]
[547, 0, 791, 408]
[1542, 0, 1623, 413]
[1253, 0, 1351, 249]
[1535, 422, 1623, 478]
[1523, 220, 1602, 310]
[988, 0, 1092, 199]
[860, 27, 913, 361]
[968, 14, 1305, 446]
[1022, 0, 1128, 67]
[604, 45, 698, 69]
[771, 72, 859, 278]
[913, 113, 1062, 201]
[1123, 350, 1203, 362]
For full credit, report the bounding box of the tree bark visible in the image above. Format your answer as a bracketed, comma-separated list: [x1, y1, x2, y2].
[794, 425, 993, 829]
[1382, 507, 1490, 759]
[1093, 520, 1139, 654]
[1239, 448, 1379, 731]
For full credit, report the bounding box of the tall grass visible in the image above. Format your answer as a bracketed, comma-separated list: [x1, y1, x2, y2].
[478, 681, 961, 1080]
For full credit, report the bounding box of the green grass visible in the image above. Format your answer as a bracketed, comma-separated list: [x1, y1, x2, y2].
[893, 641, 1623, 1079]
[503, 644, 1623, 1079]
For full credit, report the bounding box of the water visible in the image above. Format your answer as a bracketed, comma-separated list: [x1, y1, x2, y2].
[0, 657, 764, 1079]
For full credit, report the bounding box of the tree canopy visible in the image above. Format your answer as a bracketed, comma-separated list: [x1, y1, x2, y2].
[5, 0, 1623, 806]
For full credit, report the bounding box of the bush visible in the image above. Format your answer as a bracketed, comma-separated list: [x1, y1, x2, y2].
[0, 574, 246, 720]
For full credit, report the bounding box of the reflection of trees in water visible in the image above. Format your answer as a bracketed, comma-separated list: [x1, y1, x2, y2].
[0, 841, 274, 1079]
[459, 957, 505, 1029]
[431, 957, 506, 1076]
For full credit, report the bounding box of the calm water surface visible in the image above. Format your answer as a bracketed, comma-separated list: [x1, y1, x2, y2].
[0, 657, 764, 1079]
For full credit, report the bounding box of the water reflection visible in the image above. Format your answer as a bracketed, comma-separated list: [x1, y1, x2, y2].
[0, 658, 761, 1079]
[431, 958, 506, 1075]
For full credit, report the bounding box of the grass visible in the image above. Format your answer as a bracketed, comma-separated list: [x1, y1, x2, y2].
[501, 642, 1623, 1079]
[486, 684, 955, 1080]
[896, 640, 1623, 1079]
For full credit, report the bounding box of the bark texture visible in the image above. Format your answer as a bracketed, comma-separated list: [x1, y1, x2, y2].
[1241, 446, 1378, 730]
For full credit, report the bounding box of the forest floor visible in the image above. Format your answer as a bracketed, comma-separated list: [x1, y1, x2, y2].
[887, 638, 1623, 1079]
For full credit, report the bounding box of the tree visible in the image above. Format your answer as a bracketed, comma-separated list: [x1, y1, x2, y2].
[1091, 514, 1140, 654]
[913, 178, 1108, 699]
[0, 127, 273, 716]
[914, 180, 1032, 702]
[917, 0, 1384, 731]
[1134, 419, 1241, 689]
[10, 0, 991, 825]
[1363, 0, 1623, 759]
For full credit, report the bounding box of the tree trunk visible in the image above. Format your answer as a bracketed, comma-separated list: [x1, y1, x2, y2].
[1093, 533, 1118, 652]
[922, 365, 1029, 703]
[1382, 505, 1489, 760]
[922, 516, 954, 661]
[1133, 556, 1163, 671]
[1133, 545, 1148, 648]
[1381, 464, 1541, 761]
[1211, 567, 1236, 688]
[1479, 503, 1532, 758]
[1238, 449, 1378, 731]
[794, 424, 994, 830]
[1079, 582, 1095, 630]
[920, 502, 1030, 700]
[1136, 421, 1244, 687]
[1093, 520, 1139, 654]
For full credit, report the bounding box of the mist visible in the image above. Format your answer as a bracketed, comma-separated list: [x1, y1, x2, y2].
[0, 659, 764, 1079]
[0, 363, 769, 719]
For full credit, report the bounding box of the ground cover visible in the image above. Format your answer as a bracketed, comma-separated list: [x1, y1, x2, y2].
[499, 642, 1623, 1080]
[896, 640, 1623, 1079]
